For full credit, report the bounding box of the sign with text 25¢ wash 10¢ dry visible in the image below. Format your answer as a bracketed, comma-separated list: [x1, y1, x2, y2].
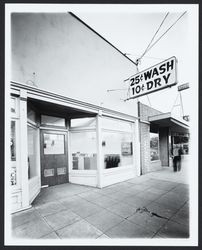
[128, 56, 177, 99]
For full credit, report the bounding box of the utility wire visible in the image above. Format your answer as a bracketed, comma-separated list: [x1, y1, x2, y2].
[171, 92, 180, 113]
[139, 12, 169, 61]
[142, 11, 187, 58]
[179, 92, 184, 117]
[125, 53, 166, 61]
[146, 95, 152, 107]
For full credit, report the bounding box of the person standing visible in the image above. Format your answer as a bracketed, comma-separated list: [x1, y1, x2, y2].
[172, 145, 180, 172]
[177, 145, 184, 171]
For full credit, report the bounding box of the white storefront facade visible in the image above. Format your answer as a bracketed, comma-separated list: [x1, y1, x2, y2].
[10, 81, 140, 213]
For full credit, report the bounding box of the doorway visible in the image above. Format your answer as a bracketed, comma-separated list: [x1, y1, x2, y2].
[40, 130, 68, 186]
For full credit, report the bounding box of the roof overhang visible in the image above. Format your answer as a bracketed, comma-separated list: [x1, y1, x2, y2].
[10, 81, 138, 122]
[148, 112, 189, 134]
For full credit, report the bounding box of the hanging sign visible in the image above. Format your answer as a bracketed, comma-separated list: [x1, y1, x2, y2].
[178, 83, 189, 91]
[126, 56, 177, 99]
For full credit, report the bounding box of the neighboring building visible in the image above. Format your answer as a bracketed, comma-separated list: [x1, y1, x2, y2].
[138, 102, 189, 174]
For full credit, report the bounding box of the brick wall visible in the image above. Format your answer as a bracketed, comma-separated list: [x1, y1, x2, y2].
[138, 102, 162, 121]
[139, 122, 150, 174]
[138, 102, 162, 174]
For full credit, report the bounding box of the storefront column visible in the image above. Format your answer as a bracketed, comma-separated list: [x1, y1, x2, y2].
[159, 127, 169, 166]
[96, 111, 103, 188]
[134, 120, 141, 176]
[19, 89, 30, 209]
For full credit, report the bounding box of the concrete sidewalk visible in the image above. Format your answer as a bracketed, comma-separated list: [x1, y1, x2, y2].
[12, 164, 189, 240]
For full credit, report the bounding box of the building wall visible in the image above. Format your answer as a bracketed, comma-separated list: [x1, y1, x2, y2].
[138, 102, 162, 174]
[138, 102, 162, 121]
[11, 12, 138, 117]
[139, 122, 150, 174]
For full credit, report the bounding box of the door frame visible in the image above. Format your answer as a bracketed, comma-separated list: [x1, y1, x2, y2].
[27, 122, 41, 203]
[40, 127, 69, 186]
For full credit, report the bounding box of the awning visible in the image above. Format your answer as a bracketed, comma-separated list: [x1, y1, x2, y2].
[148, 112, 189, 134]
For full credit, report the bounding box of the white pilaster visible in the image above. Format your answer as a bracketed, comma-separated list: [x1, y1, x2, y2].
[96, 111, 103, 188]
[19, 89, 29, 208]
[134, 120, 141, 176]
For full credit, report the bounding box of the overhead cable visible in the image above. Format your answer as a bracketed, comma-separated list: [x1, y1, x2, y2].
[139, 12, 169, 61]
[141, 11, 187, 59]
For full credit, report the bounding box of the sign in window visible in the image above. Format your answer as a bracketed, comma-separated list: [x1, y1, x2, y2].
[43, 133, 65, 155]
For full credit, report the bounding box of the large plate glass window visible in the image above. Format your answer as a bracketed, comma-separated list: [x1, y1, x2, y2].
[70, 131, 97, 170]
[102, 132, 133, 168]
[150, 132, 160, 161]
[28, 126, 38, 179]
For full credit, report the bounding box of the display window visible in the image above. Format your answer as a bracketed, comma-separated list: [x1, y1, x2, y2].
[150, 132, 160, 161]
[28, 126, 38, 179]
[70, 131, 97, 170]
[102, 117, 134, 169]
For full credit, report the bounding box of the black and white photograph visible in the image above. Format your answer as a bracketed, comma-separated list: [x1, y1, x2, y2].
[5, 3, 198, 246]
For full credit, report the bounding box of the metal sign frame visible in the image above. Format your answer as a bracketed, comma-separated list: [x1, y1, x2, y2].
[125, 56, 178, 100]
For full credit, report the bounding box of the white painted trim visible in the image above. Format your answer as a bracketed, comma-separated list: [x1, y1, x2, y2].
[69, 171, 96, 177]
[19, 89, 29, 208]
[102, 128, 134, 134]
[103, 165, 133, 175]
[40, 126, 68, 132]
[28, 176, 40, 203]
[134, 120, 141, 176]
[11, 205, 32, 215]
[37, 128, 41, 188]
[96, 114, 103, 188]
[139, 119, 150, 125]
[10, 82, 138, 121]
[149, 112, 172, 121]
[67, 130, 71, 181]
[102, 112, 137, 123]
[69, 128, 96, 132]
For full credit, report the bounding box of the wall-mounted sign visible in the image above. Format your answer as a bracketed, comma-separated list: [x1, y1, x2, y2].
[178, 83, 189, 91]
[183, 115, 190, 122]
[126, 56, 177, 99]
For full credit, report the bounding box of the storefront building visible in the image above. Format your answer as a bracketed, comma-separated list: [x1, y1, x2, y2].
[9, 12, 189, 214]
[9, 12, 143, 213]
[138, 102, 189, 174]
[10, 81, 141, 213]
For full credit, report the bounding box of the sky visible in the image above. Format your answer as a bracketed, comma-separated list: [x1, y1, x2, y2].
[73, 5, 198, 120]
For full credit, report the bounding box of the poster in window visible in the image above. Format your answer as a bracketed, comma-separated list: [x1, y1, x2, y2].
[121, 142, 132, 156]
